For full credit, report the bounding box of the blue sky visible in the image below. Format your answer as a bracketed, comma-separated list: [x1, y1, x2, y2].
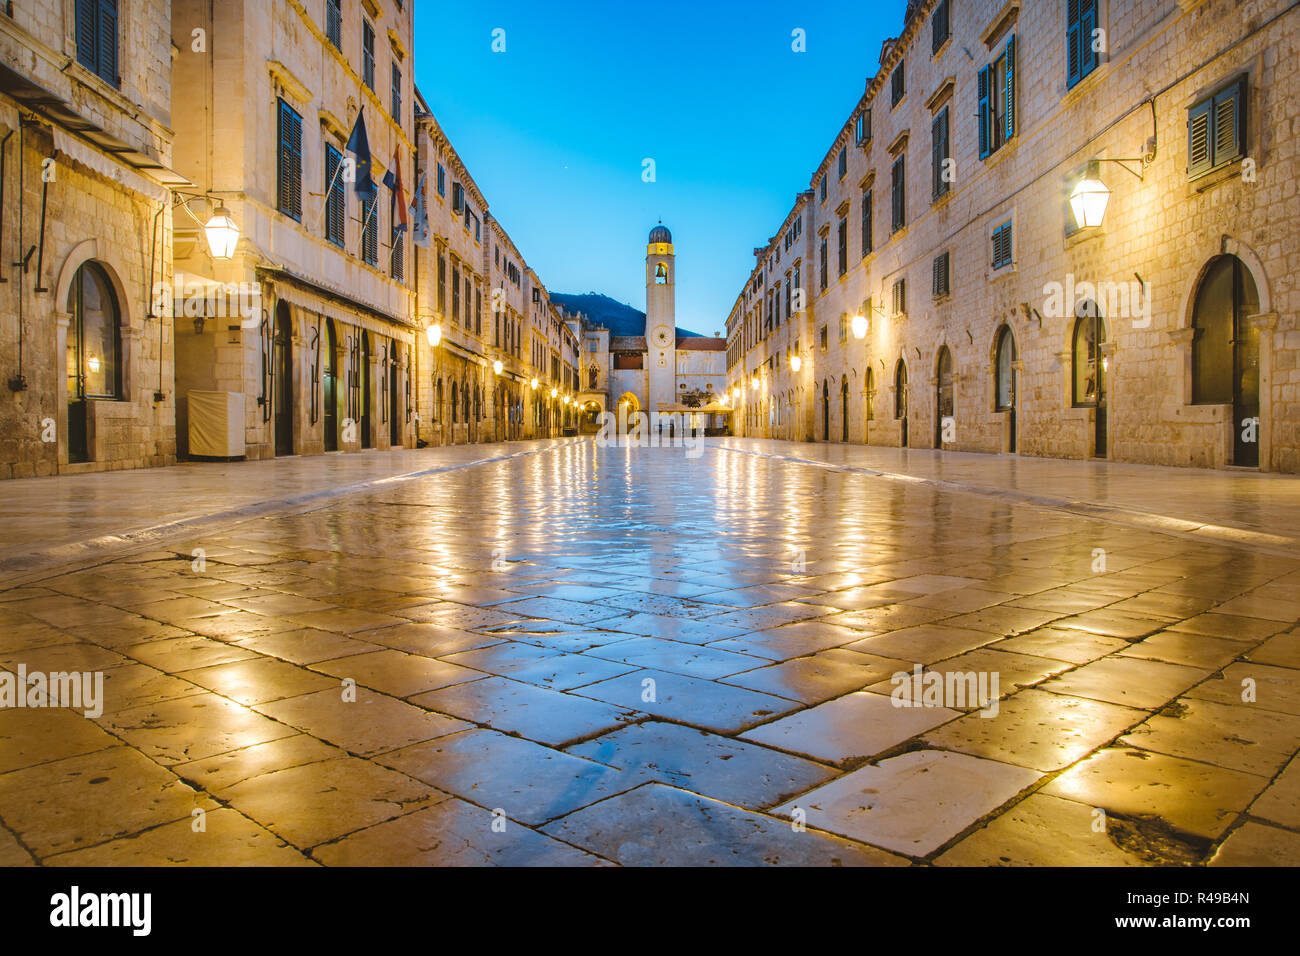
[413, 0, 908, 335]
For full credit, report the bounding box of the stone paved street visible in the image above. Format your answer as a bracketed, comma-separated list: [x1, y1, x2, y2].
[2, 439, 1299, 866]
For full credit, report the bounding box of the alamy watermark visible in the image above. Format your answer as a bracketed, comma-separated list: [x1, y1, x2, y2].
[1043, 273, 1151, 328]
[890, 664, 1000, 717]
[594, 407, 704, 458]
[0, 666, 104, 718]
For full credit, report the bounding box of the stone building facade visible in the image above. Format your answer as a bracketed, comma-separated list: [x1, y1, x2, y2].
[170, 0, 418, 462]
[727, 0, 1300, 473]
[0, 0, 182, 477]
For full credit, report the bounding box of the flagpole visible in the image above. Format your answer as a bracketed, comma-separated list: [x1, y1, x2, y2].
[358, 197, 379, 256]
[318, 156, 346, 220]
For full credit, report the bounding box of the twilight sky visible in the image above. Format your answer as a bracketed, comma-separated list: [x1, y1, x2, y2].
[413, 0, 909, 335]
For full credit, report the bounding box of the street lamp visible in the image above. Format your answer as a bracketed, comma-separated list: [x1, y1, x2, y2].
[1069, 173, 1111, 229]
[426, 323, 442, 346]
[550, 387, 558, 399]
[789, 354, 802, 372]
[204, 205, 240, 259]
[530, 378, 539, 389]
[493, 359, 503, 375]
[851, 313, 868, 340]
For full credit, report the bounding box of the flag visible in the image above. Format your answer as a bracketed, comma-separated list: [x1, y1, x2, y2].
[382, 147, 408, 235]
[410, 172, 430, 248]
[344, 108, 378, 202]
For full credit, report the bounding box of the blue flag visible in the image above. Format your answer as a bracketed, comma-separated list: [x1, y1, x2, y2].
[344, 108, 378, 202]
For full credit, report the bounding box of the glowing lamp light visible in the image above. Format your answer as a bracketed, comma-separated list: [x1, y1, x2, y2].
[426, 323, 442, 346]
[1069, 174, 1111, 229]
[550, 388, 558, 399]
[530, 378, 539, 389]
[204, 205, 240, 259]
[851, 313, 868, 340]
[493, 360, 503, 375]
[750, 378, 759, 391]
[789, 355, 802, 372]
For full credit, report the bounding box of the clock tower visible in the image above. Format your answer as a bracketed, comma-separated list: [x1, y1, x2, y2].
[646, 222, 676, 413]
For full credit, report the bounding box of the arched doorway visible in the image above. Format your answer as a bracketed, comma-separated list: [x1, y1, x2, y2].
[323, 319, 339, 451]
[389, 342, 401, 447]
[994, 325, 1017, 454]
[895, 359, 909, 447]
[822, 380, 830, 441]
[65, 261, 121, 463]
[1192, 255, 1260, 467]
[935, 346, 954, 448]
[359, 331, 372, 448]
[840, 377, 850, 442]
[1072, 302, 1108, 458]
[273, 303, 293, 456]
[616, 392, 640, 435]
[864, 367, 876, 440]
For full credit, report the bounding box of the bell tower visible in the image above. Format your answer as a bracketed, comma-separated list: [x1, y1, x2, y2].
[646, 222, 676, 412]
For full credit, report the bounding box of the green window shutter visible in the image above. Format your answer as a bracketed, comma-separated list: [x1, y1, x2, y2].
[1187, 98, 1213, 178]
[977, 66, 991, 159]
[1004, 34, 1016, 142]
[1080, 0, 1098, 77]
[1066, 0, 1081, 86]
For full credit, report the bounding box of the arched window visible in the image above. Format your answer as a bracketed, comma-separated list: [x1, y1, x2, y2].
[434, 378, 442, 423]
[1072, 302, 1106, 407]
[654, 263, 668, 285]
[1192, 255, 1259, 405]
[865, 367, 875, 421]
[936, 346, 954, 422]
[994, 326, 1016, 411]
[67, 261, 121, 400]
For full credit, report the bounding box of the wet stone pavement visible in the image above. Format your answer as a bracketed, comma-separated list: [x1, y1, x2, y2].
[1, 440, 1299, 866]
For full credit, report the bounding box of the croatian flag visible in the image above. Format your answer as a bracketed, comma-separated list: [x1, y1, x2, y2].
[345, 108, 378, 202]
[410, 172, 430, 248]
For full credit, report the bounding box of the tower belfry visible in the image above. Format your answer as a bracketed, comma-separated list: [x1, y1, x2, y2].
[646, 222, 676, 411]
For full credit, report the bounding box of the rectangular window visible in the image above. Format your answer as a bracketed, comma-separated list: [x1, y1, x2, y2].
[451, 265, 461, 323]
[75, 0, 118, 86]
[1067, 0, 1099, 88]
[475, 287, 482, 335]
[992, 221, 1013, 270]
[839, 314, 848, 343]
[891, 155, 906, 233]
[933, 251, 950, 298]
[861, 190, 873, 256]
[325, 0, 342, 50]
[437, 254, 446, 313]
[819, 327, 829, 351]
[437, 163, 446, 196]
[819, 237, 828, 291]
[838, 148, 847, 179]
[391, 63, 402, 119]
[932, 0, 951, 55]
[362, 20, 376, 90]
[1188, 77, 1246, 179]
[819, 176, 827, 203]
[276, 99, 303, 221]
[837, 218, 848, 276]
[856, 108, 872, 146]
[361, 197, 378, 265]
[391, 220, 404, 281]
[892, 278, 907, 315]
[891, 60, 905, 106]
[452, 182, 464, 213]
[979, 36, 1016, 159]
[932, 107, 951, 200]
[324, 144, 345, 246]
[793, 266, 801, 308]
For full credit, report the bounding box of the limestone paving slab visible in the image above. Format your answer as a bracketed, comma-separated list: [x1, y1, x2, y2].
[543, 782, 907, 866]
[740, 690, 960, 765]
[574, 668, 796, 734]
[1208, 822, 1300, 866]
[722, 648, 908, 703]
[566, 720, 838, 809]
[1118, 697, 1300, 777]
[773, 750, 1041, 858]
[254, 686, 470, 755]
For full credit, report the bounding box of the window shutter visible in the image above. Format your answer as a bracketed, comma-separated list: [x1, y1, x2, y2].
[97, 0, 119, 85]
[76, 0, 98, 72]
[977, 66, 990, 159]
[1067, 0, 1081, 86]
[892, 157, 905, 231]
[931, 112, 944, 199]
[1187, 99, 1213, 178]
[1212, 80, 1244, 167]
[1004, 34, 1016, 142]
[1080, 0, 1098, 77]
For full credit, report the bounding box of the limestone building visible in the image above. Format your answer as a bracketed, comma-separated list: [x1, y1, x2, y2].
[169, 0, 418, 462]
[727, 0, 1300, 472]
[0, 0, 183, 477]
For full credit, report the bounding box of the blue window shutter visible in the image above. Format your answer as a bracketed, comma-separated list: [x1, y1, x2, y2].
[977, 66, 990, 159]
[1080, 0, 1098, 77]
[1187, 98, 1213, 178]
[98, 0, 118, 85]
[1004, 34, 1016, 142]
[1067, 0, 1081, 87]
[75, 0, 98, 71]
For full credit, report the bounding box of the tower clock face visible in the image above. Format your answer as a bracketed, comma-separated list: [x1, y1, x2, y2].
[651, 326, 673, 350]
